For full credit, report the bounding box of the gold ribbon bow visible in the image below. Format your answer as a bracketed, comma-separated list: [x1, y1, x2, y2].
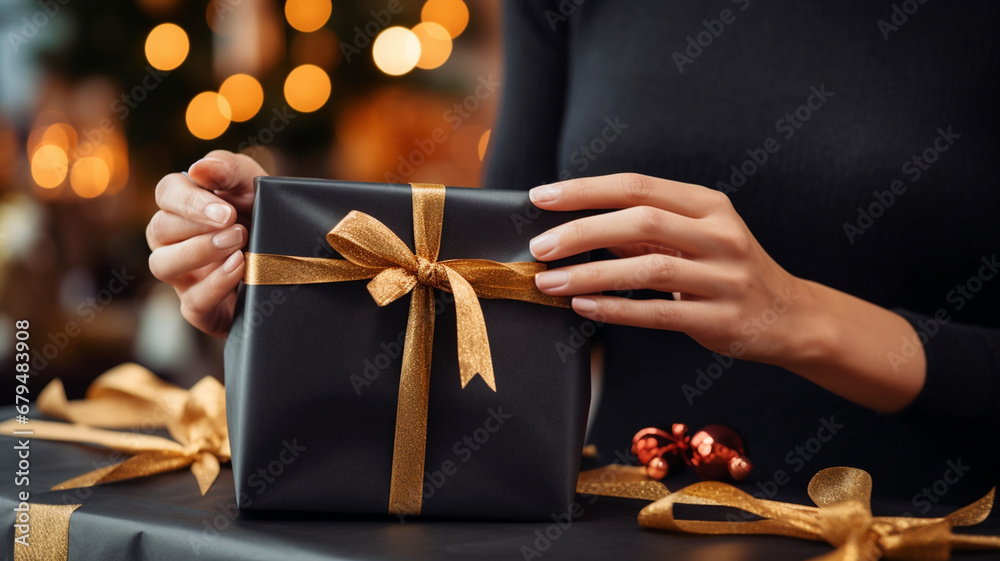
[637, 466, 1000, 561]
[244, 182, 568, 515]
[0, 363, 229, 494]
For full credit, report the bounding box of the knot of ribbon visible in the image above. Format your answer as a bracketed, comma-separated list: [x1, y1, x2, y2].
[244, 182, 568, 514]
[0, 363, 229, 494]
[634, 466, 1000, 561]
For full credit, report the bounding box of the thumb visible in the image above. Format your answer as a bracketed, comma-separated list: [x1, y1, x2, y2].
[188, 151, 265, 216]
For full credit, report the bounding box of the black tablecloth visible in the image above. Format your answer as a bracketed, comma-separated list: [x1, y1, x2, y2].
[2, 409, 999, 560]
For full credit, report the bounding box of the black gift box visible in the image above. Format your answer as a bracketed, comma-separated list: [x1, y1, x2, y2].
[224, 178, 592, 520]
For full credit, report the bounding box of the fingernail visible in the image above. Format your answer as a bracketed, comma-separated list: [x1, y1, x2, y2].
[573, 297, 598, 314]
[529, 233, 558, 258]
[188, 157, 225, 175]
[222, 250, 243, 273]
[535, 270, 569, 291]
[205, 203, 231, 224]
[529, 185, 561, 203]
[212, 227, 244, 249]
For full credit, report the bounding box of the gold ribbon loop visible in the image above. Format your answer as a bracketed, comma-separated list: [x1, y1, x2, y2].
[244, 183, 568, 514]
[637, 466, 1000, 561]
[0, 363, 229, 494]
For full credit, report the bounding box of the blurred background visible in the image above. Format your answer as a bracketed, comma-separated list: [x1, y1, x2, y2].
[0, 0, 500, 401]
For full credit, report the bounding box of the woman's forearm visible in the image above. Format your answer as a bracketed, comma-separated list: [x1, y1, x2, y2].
[778, 279, 926, 413]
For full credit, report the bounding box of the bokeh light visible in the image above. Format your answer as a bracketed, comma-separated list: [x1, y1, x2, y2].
[284, 0, 332, 33]
[478, 129, 491, 161]
[283, 64, 331, 113]
[421, 0, 469, 39]
[144, 23, 190, 71]
[219, 74, 264, 122]
[31, 145, 68, 189]
[186, 92, 232, 140]
[69, 156, 111, 198]
[373, 27, 421, 76]
[412, 22, 452, 70]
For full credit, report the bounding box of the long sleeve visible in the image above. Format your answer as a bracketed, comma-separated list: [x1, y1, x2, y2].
[893, 309, 1000, 441]
[482, 0, 568, 191]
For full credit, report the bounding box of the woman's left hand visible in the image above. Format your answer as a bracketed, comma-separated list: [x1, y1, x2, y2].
[529, 173, 929, 413]
[528, 173, 818, 366]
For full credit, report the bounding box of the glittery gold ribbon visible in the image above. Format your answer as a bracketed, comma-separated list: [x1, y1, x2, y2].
[576, 465, 672, 501]
[0, 363, 229, 494]
[243, 183, 568, 515]
[13, 504, 81, 561]
[636, 466, 1000, 561]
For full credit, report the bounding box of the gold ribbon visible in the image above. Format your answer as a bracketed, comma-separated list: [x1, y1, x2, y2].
[576, 465, 672, 501]
[244, 182, 568, 515]
[13, 504, 81, 561]
[637, 466, 1000, 561]
[0, 363, 229, 494]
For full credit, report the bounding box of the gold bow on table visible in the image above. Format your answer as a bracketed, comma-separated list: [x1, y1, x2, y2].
[635, 466, 1000, 561]
[0, 363, 229, 494]
[245, 182, 568, 515]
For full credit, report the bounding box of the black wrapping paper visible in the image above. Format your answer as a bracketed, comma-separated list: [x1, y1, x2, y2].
[224, 178, 593, 520]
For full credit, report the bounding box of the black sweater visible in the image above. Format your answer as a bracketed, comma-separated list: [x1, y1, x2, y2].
[483, 0, 1000, 504]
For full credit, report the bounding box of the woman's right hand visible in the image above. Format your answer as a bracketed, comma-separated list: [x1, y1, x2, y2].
[146, 150, 266, 337]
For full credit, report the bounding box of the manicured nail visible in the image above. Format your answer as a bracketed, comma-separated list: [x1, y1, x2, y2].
[188, 157, 225, 175]
[535, 270, 569, 291]
[205, 203, 231, 224]
[529, 233, 558, 258]
[572, 297, 598, 314]
[222, 250, 243, 273]
[212, 227, 243, 249]
[529, 185, 561, 204]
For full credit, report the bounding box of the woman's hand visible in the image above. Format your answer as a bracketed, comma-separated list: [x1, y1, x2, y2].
[146, 150, 265, 337]
[528, 173, 926, 412]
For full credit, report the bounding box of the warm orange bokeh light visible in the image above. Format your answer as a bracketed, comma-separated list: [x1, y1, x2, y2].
[186, 92, 232, 140]
[145, 23, 190, 71]
[70, 156, 110, 198]
[284, 0, 332, 33]
[478, 129, 491, 161]
[31, 144, 68, 188]
[373, 27, 421, 76]
[283, 64, 331, 113]
[421, 0, 469, 39]
[412, 22, 452, 70]
[219, 74, 264, 122]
